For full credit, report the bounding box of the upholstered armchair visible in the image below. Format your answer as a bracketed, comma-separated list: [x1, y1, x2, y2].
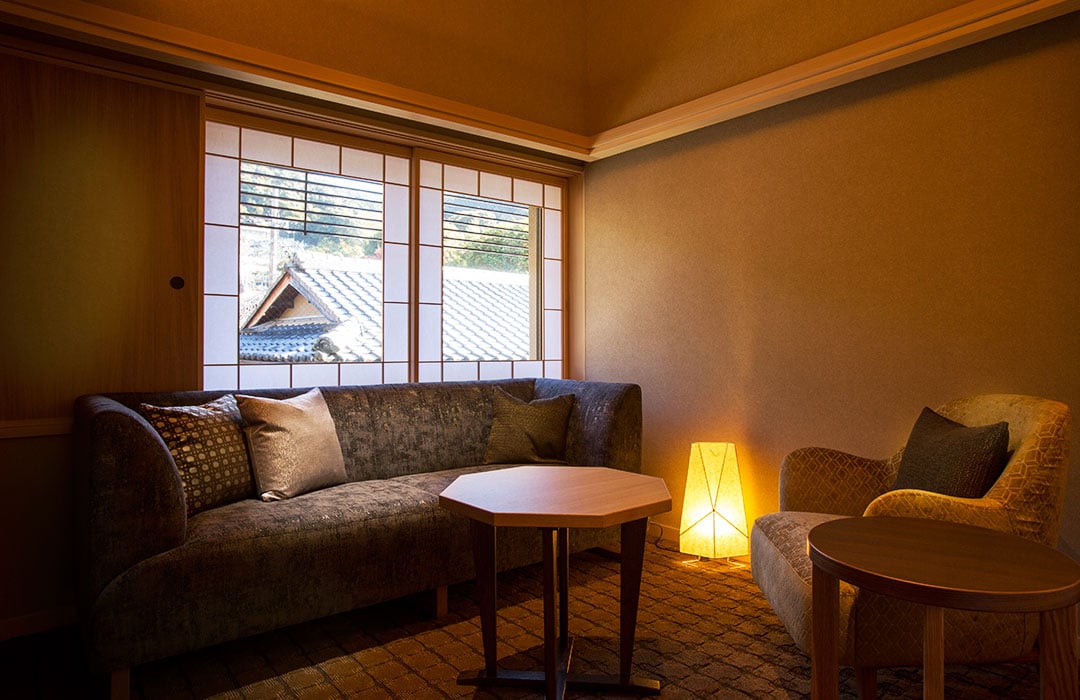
[750, 394, 1071, 696]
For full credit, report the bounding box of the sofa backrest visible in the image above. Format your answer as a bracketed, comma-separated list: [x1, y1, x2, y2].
[322, 379, 535, 480]
[100, 378, 538, 482]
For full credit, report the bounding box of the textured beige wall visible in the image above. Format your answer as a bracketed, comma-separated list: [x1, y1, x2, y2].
[78, 0, 589, 134]
[581, 13, 1080, 555]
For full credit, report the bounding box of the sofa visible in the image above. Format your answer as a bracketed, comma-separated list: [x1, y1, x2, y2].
[73, 377, 642, 693]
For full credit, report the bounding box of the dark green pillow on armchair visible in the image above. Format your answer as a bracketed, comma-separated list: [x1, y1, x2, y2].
[890, 406, 1010, 498]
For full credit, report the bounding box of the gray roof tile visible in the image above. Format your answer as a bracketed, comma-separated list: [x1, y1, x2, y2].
[240, 261, 530, 363]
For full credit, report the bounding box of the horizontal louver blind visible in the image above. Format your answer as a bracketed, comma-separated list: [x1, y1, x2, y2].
[240, 162, 383, 240]
[443, 193, 529, 271]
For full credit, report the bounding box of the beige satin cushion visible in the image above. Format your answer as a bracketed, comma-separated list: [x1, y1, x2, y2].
[236, 388, 347, 501]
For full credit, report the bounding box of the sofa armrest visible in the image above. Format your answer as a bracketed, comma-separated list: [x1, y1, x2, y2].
[863, 489, 1013, 532]
[73, 396, 186, 613]
[534, 379, 642, 472]
[780, 447, 895, 516]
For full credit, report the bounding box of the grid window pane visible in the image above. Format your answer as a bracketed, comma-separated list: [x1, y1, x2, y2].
[441, 193, 531, 362]
[204, 225, 239, 295]
[205, 125, 567, 389]
[239, 364, 291, 389]
[292, 363, 339, 388]
[204, 295, 238, 364]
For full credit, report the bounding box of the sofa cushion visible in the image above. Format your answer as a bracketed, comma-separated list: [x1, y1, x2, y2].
[237, 388, 347, 500]
[891, 407, 1009, 498]
[138, 395, 253, 515]
[483, 387, 574, 464]
[750, 511, 855, 656]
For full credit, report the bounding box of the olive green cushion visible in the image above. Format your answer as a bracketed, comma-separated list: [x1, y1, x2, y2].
[483, 387, 574, 464]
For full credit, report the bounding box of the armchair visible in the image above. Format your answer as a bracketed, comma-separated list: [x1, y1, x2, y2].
[750, 394, 1071, 696]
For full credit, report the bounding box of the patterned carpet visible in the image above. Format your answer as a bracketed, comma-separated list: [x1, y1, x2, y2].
[7, 538, 1048, 699]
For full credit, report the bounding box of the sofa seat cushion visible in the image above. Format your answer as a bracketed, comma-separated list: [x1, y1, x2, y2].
[750, 511, 856, 657]
[85, 479, 458, 670]
[86, 464, 623, 671]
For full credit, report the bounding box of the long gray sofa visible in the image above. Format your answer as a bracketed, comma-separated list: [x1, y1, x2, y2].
[73, 378, 642, 692]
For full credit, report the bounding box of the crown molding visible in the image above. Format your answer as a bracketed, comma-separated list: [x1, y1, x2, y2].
[1, 0, 1076, 162]
[587, 0, 1080, 159]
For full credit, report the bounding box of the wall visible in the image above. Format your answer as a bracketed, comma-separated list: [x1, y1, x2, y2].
[581, 13, 1080, 555]
[0, 51, 201, 637]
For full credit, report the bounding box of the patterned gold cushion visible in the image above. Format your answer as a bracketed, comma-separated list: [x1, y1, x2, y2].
[483, 388, 574, 464]
[138, 395, 254, 515]
[236, 388, 347, 501]
[891, 407, 1009, 498]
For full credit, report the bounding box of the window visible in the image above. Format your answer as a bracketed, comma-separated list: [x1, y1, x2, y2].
[416, 159, 563, 382]
[442, 193, 532, 361]
[202, 122, 564, 389]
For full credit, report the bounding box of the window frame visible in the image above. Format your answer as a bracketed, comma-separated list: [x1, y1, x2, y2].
[201, 110, 568, 389]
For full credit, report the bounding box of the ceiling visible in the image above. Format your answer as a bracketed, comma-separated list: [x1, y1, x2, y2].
[1, 0, 1075, 160]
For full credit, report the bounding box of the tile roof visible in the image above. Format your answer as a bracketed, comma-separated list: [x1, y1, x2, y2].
[240, 260, 530, 363]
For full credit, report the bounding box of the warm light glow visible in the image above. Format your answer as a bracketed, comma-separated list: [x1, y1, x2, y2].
[679, 442, 748, 559]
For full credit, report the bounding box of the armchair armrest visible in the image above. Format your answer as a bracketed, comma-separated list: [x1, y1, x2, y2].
[73, 396, 187, 613]
[863, 489, 1013, 533]
[780, 447, 896, 515]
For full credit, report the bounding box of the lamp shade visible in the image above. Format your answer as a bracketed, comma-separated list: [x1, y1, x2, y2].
[679, 442, 748, 559]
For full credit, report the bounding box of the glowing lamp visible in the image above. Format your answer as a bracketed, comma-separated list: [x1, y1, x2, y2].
[679, 442, 748, 559]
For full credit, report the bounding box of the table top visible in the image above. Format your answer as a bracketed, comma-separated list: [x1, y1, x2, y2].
[808, 516, 1080, 613]
[438, 466, 672, 529]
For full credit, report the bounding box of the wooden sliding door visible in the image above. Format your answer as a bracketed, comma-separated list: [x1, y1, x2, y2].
[0, 51, 202, 433]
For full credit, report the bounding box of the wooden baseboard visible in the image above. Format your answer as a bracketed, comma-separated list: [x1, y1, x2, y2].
[0, 606, 78, 642]
[0, 417, 72, 439]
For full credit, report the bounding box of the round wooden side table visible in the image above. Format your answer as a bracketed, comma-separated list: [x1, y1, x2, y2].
[808, 516, 1080, 700]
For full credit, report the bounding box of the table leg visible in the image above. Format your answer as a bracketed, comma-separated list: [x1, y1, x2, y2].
[811, 564, 839, 700]
[1039, 604, 1078, 700]
[620, 517, 648, 684]
[541, 528, 563, 700]
[459, 518, 659, 696]
[923, 605, 945, 700]
[558, 527, 570, 653]
[470, 519, 498, 678]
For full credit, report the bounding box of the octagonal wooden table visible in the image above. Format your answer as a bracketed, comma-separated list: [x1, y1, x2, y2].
[439, 466, 672, 699]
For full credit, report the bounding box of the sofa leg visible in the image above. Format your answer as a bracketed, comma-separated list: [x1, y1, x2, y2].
[110, 668, 130, 700]
[855, 666, 877, 699]
[435, 585, 448, 618]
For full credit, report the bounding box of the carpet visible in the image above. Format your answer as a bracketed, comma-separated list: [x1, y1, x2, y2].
[10, 539, 1047, 698]
[138, 537, 1049, 699]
